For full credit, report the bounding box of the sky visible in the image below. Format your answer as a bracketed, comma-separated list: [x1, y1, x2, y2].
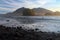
[0, 0, 60, 14]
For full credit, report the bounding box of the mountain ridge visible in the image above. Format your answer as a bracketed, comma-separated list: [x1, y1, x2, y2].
[1, 7, 60, 16]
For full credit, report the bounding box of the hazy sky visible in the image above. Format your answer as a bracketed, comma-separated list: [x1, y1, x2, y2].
[0, 0, 60, 14]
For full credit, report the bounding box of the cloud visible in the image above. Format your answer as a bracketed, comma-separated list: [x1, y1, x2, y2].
[1, 0, 56, 8]
[48, 8, 60, 12]
[0, 0, 57, 14]
[0, 7, 14, 11]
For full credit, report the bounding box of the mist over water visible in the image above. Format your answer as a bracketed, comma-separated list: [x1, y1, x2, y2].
[1, 16, 60, 33]
[11, 16, 60, 33]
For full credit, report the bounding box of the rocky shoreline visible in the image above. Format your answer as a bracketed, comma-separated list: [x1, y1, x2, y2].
[0, 25, 60, 40]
